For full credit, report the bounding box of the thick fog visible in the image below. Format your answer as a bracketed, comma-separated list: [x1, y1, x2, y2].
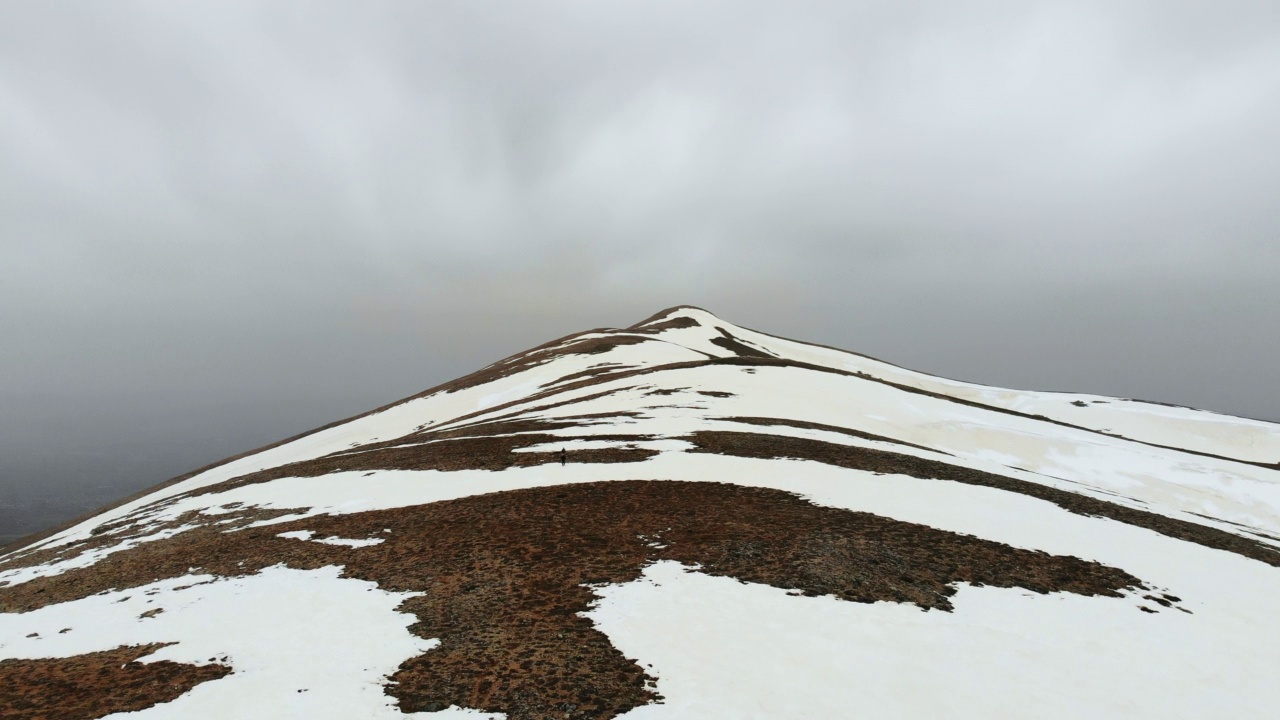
[2, 1, 1278, 542]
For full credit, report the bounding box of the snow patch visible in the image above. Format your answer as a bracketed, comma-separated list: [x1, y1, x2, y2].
[587, 561, 1278, 719]
[276, 531, 385, 548]
[0, 565, 494, 719]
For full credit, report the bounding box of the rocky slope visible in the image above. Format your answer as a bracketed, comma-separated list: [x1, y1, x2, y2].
[2, 306, 1278, 719]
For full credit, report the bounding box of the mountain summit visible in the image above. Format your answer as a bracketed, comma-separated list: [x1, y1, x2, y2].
[3, 306, 1279, 719]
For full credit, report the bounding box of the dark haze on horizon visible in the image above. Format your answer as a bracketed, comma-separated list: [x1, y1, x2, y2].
[2, 1, 1278, 543]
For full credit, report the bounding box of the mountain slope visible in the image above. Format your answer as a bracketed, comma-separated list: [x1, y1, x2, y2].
[2, 306, 1278, 719]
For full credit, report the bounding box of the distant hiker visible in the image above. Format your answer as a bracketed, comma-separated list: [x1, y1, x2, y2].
[560, 447, 567, 466]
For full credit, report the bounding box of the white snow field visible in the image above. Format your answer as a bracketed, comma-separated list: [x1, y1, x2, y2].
[1, 306, 1278, 719]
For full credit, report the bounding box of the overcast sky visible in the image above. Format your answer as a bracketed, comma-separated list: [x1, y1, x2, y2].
[2, 0, 1278, 540]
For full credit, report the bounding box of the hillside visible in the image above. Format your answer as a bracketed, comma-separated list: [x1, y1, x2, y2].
[2, 306, 1278, 719]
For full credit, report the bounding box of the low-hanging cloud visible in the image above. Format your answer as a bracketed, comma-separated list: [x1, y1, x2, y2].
[1, 1, 1277, 536]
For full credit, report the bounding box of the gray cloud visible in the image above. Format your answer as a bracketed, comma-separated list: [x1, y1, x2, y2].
[2, 1, 1278, 538]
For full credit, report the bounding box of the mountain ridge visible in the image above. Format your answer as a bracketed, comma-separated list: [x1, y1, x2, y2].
[2, 306, 1278, 719]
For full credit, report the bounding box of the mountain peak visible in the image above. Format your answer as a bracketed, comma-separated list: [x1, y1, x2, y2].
[630, 304, 721, 327]
[2, 311, 1278, 719]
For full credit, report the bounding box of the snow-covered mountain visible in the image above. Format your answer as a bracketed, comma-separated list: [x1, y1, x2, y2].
[2, 306, 1278, 719]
